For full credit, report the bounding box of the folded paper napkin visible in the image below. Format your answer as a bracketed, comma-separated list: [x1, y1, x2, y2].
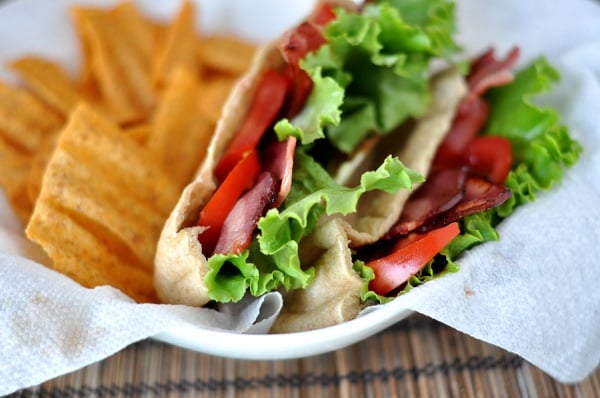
[1, 0, 599, 394]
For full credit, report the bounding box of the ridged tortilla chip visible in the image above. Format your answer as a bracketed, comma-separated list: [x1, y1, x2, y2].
[151, 0, 200, 89]
[199, 36, 257, 76]
[109, 1, 160, 69]
[0, 81, 63, 153]
[0, 137, 34, 223]
[197, 75, 238, 125]
[72, 6, 155, 124]
[26, 104, 180, 302]
[147, 66, 213, 191]
[0, 0, 257, 303]
[25, 133, 60, 206]
[0, 81, 63, 222]
[123, 122, 152, 146]
[9, 57, 84, 117]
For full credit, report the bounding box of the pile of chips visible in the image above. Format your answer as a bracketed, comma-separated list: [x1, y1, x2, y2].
[0, 1, 256, 302]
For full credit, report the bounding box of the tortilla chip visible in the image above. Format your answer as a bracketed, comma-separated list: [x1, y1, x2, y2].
[0, 0, 258, 303]
[108, 1, 159, 69]
[26, 104, 180, 302]
[197, 75, 238, 125]
[9, 57, 84, 117]
[27, 199, 159, 300]
[0, 81, 62, 222]
[71, 6, 155, 124]
[271, 218, 364, 333]
[147, 66, 213, 190]
[69, 4, 98, 98]
[199, 35, 256, 76]
[0, 81, 63, 153]
[123, 122, 152, 146]
[151, 0, 200, 89]
[0, 136, 35, 223]
[25, 133, 59, 206]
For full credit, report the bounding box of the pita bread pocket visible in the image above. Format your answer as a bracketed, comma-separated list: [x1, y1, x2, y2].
[154, 0, 581, 332]
[154, 0, 456, 309]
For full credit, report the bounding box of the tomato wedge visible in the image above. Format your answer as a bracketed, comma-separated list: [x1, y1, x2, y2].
[214, 70, 290, 182]
[464, 136, 512, 184]
[367, 222, 460, 296]
[197, 150, 261, 256]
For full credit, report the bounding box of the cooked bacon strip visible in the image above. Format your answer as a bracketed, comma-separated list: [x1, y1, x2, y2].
[213, 172, 277, 255]
[433, 46, 519, 169]
[421, 176, 511, 232]
[386, 168, 466, 236]
[467, 46, 520, 98]
[433, 96, 489, 169]
[386, 171, 511, 238]
[279, 1, 347, 116]
[264, 136, 296, 208]
[279, 21, 327, 116]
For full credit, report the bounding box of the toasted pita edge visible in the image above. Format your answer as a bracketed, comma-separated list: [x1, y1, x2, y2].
[154, 42, 285, 306]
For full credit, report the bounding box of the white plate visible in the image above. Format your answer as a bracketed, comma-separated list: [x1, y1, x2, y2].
[154, 306, 412, 360]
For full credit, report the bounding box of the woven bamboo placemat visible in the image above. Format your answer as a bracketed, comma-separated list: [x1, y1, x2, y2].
[9, 315, 599, 397]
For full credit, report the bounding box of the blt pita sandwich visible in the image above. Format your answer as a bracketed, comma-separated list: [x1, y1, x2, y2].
[154, 0, 581, 332]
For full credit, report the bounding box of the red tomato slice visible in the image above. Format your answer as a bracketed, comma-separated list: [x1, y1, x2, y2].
[367, 222, 460, 296]
[214, 70, 290, 182]
[464, 136, 512, 184]
[198, 150, 261, 256]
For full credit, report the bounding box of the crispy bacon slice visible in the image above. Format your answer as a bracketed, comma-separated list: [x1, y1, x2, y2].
[432, 96, 489, 169]
[279, 2, 350, 116]
[213, 172, 278, 255]
[386, 170, 511, 238]
[279, 21, 327, 117]
[264, 136, 296, 208]
[467, 46, 520, 97]
[432, 46, 520, 170]
[386, 168, 467, 236]
[421, 176, 511, 232]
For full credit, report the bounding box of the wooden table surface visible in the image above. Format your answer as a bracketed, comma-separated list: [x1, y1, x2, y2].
[10, 315, 599, 397]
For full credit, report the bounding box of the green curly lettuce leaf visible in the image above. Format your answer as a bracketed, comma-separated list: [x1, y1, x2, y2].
[274, 67, 344, 145]
[286, 0, 460, 154]
[481, 57, 581, 220]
